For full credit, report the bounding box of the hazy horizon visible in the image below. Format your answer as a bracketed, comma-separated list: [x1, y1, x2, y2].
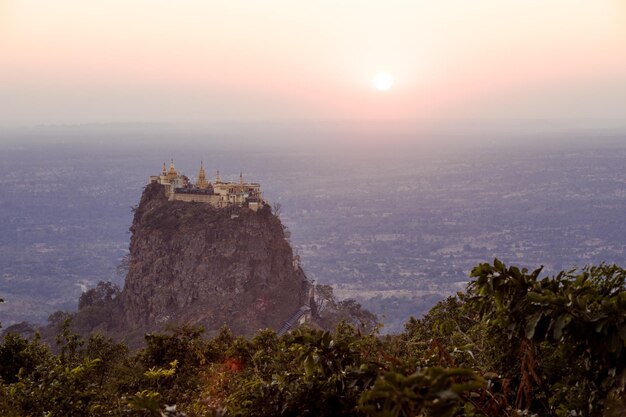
[2, 119, 626, 150]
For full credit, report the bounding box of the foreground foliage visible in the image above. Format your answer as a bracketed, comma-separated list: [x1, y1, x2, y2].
[1, 260, 625, 416]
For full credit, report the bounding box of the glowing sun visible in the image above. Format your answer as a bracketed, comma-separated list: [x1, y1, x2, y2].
[372, 72, 394, 91]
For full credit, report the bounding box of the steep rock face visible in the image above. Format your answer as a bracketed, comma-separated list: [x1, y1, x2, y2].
[119, 183, 308, 336]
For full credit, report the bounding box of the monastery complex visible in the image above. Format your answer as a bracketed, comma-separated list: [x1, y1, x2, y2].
[149, 160, 265, 211]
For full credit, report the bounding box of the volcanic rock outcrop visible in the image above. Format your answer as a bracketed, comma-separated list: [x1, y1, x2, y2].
[118, 183, 309, 338]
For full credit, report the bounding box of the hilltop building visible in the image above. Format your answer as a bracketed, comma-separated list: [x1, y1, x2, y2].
[149, 160, 265, 211]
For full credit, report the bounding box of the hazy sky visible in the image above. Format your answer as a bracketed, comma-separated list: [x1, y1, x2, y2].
[1, 1, 625, 126]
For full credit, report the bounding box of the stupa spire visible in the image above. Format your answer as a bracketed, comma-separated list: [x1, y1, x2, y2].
[197, 161, 208, 189]
[167, 158, 178, 180]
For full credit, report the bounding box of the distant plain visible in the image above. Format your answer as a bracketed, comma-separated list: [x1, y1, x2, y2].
[1, 123, 625, 332]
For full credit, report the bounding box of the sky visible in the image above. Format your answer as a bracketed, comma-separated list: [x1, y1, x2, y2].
[1, 1, 625, 127]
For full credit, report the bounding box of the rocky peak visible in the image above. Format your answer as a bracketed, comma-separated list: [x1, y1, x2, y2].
[119, 183, 309, 337]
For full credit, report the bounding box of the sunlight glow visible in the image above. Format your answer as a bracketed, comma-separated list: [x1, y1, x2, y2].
[372, 72, 394, 91]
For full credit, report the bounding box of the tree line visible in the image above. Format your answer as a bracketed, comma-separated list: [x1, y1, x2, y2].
[1, 260, 625, 416]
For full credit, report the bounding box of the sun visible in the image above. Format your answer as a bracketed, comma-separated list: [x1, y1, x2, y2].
[372, 72, 394, 91]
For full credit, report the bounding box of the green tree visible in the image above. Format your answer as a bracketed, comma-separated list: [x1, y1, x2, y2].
[359, 367, 483, 417]
[468, 260, 626, 416]
[78, 281, 120, 310]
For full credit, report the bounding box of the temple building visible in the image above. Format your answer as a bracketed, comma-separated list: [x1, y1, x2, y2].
[149, 160, 265, 211]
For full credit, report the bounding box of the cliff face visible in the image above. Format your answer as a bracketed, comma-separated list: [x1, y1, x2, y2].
[119, 183, 308, 336]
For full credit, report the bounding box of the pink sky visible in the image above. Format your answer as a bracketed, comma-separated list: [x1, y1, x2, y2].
[1, 1, 625, 126]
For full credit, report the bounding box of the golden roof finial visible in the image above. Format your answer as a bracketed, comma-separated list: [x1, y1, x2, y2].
[167, 158, 178, 180]
[197, 161, 208, 189]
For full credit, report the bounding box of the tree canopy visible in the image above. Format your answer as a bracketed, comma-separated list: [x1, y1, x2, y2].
[1, 260, 625, 416]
